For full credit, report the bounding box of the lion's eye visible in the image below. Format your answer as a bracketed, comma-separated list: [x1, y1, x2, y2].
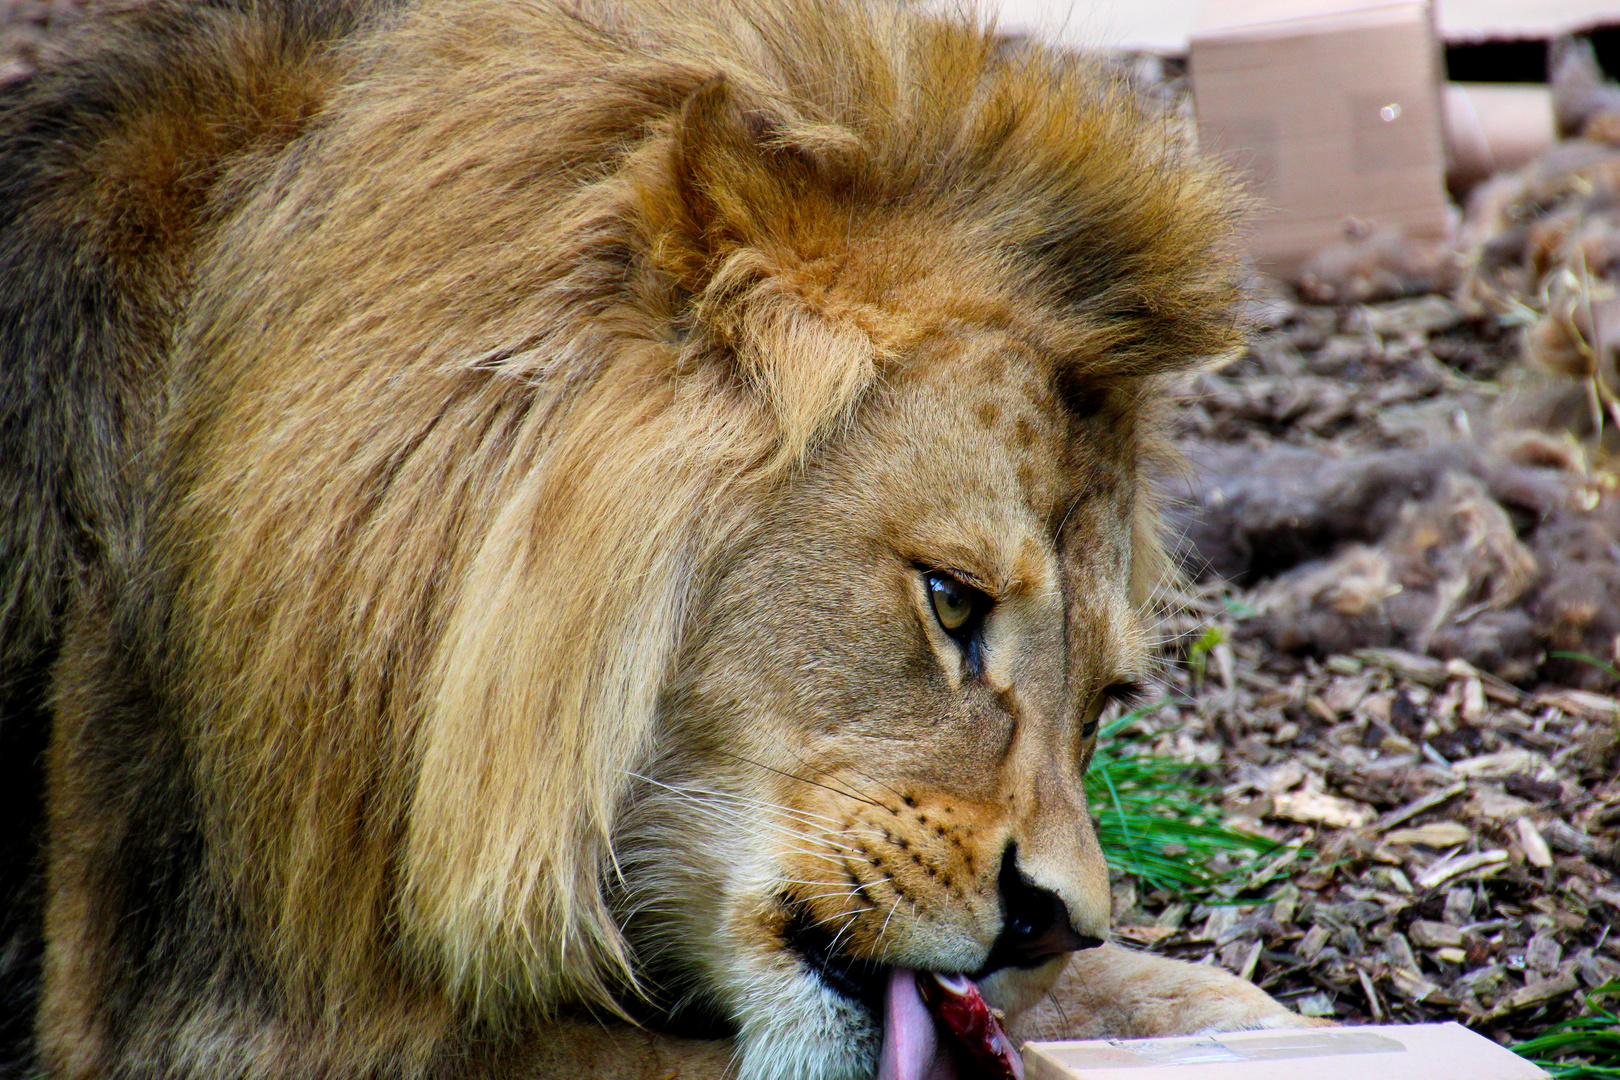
[928, 574, 976, 634]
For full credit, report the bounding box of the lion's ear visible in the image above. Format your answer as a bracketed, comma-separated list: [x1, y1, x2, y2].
[641, 76, 880, 459]
[654, 76, 863, 286]
[653, 76, 759, 291]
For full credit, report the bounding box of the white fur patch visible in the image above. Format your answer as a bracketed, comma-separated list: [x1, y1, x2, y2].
[732, 966, 881, 1080]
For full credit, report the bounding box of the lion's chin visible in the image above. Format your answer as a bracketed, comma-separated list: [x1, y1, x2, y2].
[724, 952, 1067, 1080]
[976, 955, 1070, 1019]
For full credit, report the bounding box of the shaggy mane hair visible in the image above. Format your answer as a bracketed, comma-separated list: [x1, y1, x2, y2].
[153, 0, 1244, 1022]
[2, 1, 1245, 1066]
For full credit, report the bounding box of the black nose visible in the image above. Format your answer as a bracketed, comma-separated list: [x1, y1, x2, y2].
[978, 844, 1102, 975]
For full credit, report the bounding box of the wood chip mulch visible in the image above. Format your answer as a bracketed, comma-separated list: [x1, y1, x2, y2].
[1114, 629, 1617, 1046]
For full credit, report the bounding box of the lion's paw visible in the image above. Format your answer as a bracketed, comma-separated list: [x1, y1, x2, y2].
[1009, 944, 1330, 1044]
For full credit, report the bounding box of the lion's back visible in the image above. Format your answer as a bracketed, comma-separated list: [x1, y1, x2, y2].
[0, 2, 382, 1070]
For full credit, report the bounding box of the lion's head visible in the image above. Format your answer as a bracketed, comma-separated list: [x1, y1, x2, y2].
[149, 1, 1243, 1076]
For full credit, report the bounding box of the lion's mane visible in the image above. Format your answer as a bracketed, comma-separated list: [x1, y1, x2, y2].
[1, 0, 1243, 1073]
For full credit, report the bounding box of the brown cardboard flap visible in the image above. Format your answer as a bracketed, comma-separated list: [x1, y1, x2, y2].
[1024, 1023, 1549, 1080]
[1190, 0, 1451, 273]
[987, 0, 1204, 54]
[972, 0, 1620, 58]
[1198, 0, 1427, 40]
[1437, 0, 1620, 43]
[1443, 83, 1556, 188]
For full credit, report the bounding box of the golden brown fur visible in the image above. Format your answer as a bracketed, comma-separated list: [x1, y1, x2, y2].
[1, 1, 1317, 1076]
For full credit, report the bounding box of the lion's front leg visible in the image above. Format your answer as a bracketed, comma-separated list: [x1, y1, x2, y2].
[501, 1018, 737, 1079]
[1009, 944, 1330, 1043]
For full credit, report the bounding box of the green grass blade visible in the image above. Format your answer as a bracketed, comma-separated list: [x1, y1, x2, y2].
[1514, 981, 1620, 1079]
[1085, 708, 1291, 897]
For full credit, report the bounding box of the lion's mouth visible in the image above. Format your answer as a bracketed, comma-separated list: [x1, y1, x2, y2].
[783, 906, 1024, 1080]
[783, 903, 889, 1014]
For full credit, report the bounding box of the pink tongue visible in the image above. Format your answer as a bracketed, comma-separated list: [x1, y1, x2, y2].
[876, 968, 955, 1080]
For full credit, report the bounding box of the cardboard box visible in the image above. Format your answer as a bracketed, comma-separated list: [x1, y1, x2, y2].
[1443, 82, 1555, 189]
[1189, 0, 1453, 274]
[986, 0, 1205, 54]
[975, 1, 1620, 59]
[1438, 0, 1620, 43]
[1023, 1022, 1549, 1080]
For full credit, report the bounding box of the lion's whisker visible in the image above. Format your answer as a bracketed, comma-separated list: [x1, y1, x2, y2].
[875, 891, 902, 946]
[635, 800, 866, 851]
[624, 807, 873, 868]
[712, 752, 883, 808]
[668, 789, 874, 836]
[627, 775, 889, 847]
[627, 774, 849, 824]
[821, 906, 866, 957]
[776, 747, 887, 809]
[793, 889, 868, 906]
[833, 762, 911, 809]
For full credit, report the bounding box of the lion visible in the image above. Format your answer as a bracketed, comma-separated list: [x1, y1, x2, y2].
[0, 1, 1317, 1077]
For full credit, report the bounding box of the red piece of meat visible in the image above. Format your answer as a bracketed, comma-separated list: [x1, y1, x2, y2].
[916, 972, 1025, 1080]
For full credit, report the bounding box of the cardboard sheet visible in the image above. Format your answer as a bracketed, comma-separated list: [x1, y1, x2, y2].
[1023, 1022, 1550, 1080]
[1443, 82, 1555, 187]
[987, 0, 1205, 55]
[971, 1, 1620, 56]
[1437, 0, 1620, 43]
[1190, 0, 1451, 272]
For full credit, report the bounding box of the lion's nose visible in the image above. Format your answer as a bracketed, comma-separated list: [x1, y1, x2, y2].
[979, 843, 1103, 973]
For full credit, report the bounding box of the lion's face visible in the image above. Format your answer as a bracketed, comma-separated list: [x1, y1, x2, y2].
[624, 328, 1152, 1078]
